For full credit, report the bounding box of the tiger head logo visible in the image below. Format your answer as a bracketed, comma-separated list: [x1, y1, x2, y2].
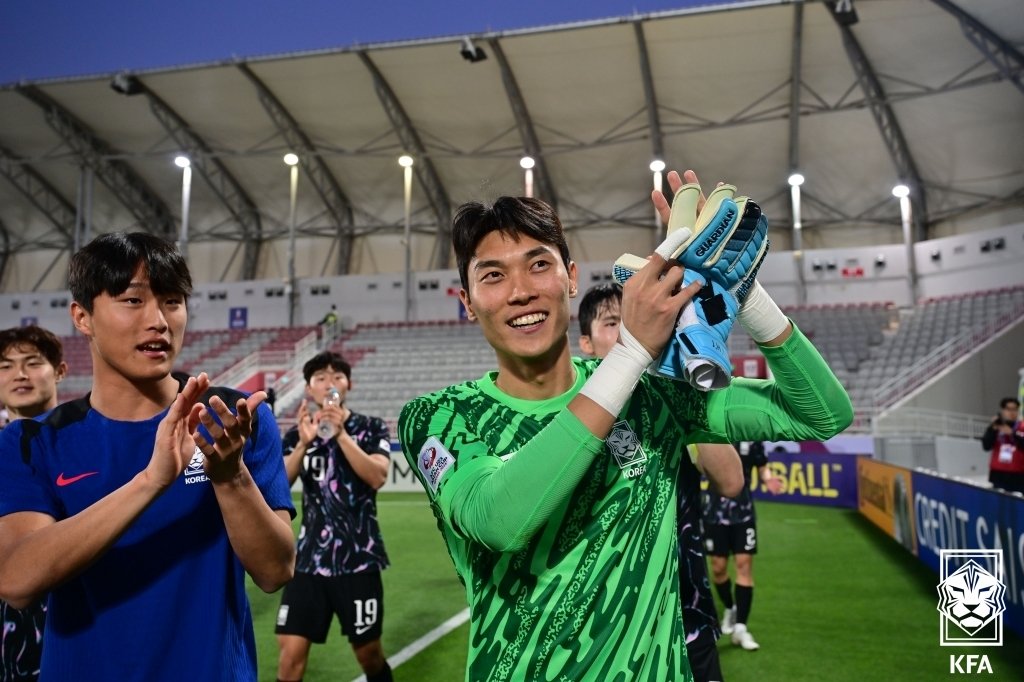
[936, 560, 1006, 635]
[605, 420, 646, 469]
[185, 446, 206, 475]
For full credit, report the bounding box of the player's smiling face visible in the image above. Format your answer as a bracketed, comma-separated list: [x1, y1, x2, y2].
[72, 263, 187, 385]
[0, 344, 65, 418]
[460, 230, 577, 366]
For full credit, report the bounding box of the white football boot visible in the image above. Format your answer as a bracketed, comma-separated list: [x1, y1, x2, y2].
[720, 606, 737, 635]
[731, 622, 760, 650]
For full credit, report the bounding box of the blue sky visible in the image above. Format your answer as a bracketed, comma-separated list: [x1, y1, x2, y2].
[0, 0, 721, 85]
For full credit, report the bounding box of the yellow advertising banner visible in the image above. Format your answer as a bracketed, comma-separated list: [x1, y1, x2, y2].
[857, 458, 917, 555]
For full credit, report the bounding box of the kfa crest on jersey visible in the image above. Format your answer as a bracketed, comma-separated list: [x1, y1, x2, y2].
[184, 446, 209, 485]
[606, 420, 647, 480]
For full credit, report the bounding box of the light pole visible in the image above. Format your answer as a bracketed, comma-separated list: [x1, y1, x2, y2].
[893, 183, 917, 304]
[399, 155, 415, 322]
[175, 155, 192, 263]
[650, 159, 665, 248]
[284, 152, 299, 327]
[788, 172, 806, 304]
[520, 156, 535, 198]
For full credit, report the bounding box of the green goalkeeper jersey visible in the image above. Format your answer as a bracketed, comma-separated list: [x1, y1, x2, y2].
[398, 326, 851, 682]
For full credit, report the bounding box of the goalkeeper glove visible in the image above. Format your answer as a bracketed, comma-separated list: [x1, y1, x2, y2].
[666, 270, 737, 390]
[665, 183, 770, 304]
[612, 258, 737, 390]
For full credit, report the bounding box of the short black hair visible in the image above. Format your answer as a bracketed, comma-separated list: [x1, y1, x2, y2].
[452, 196, 571, 292]
[1000, 397, 1021, 409]
[302, 351, 351, 384]
[0, 325, 64, 367]
[578, 282, 622, 337]
[68, 232, 192, 313]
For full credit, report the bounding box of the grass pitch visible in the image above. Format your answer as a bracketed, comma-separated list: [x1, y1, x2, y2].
[248, 494, 1023, 681]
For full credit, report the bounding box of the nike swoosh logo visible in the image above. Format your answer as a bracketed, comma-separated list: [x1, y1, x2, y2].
[56, 471, 99, 487]
[355, 624, 373, 635]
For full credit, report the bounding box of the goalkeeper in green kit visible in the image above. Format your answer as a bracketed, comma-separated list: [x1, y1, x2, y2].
[398, 169, 853, 681]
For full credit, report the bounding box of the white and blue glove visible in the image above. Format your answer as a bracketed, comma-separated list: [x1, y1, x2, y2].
[664, 183, 770, 304]
[667, 270, 737, 389]
[613, 259, 736, 389]
[612, 181, 771, 390]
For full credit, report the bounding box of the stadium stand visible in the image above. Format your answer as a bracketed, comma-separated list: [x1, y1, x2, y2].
[288, 287, 1022, 437]
[51, 286, 1023, 437]
[57, 325, 320, 400]
[726, 287, 1024, 411]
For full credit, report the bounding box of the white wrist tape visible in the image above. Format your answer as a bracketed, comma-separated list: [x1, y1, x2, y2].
[578, 324, 653, 417]
[738, 281, 789, 343]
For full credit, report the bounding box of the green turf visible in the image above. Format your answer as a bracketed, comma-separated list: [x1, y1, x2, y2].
[247, 492, 468, 681]
[711, 502, 1024, 682]
[249, 495, 1024, 681]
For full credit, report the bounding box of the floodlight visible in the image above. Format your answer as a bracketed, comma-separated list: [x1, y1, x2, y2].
[460, 37, 487, 63]
[110, 72, 143, 96]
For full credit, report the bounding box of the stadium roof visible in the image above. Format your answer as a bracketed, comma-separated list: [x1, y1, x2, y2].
[0, 0, 1022, 292]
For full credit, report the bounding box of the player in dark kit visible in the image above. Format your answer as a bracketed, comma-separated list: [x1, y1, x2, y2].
[703, 440, 782, 651]
[276, 351, 393, 682]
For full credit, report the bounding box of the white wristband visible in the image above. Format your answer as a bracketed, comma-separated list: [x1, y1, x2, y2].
[738, 281, 789, 343]
[578, 324, 653, 417]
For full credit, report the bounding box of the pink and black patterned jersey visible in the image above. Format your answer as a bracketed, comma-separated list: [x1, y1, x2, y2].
[1, 598, 45, 681]
[702, 441, 768, 526]
[676, 453, 720, 646]
[284, 411, 391, 576]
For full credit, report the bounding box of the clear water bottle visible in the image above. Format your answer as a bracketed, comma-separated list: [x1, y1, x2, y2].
[316, 387, 341, 440]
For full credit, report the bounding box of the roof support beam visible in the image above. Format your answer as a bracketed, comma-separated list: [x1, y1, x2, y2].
[633, 22, 664, 165]
[787, 3, 807, 304]
[0, 146, 76, 245]
[0, 218, 10, 286]
[828, 6, 928, 241]
[787, 2, 804, 175]
[930, 0, 1024, 96]
[128, 76, 263, 279]
[236, 63, 355, 274]
[488, 38, 558, 210]
[357, 51, 453, 269]
[634, 21, 667, 250]
[17, 85, 175, 240]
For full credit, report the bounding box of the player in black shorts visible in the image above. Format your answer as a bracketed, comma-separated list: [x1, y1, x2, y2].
[275, 351, 393, 682]
[703, 441, 781, 652]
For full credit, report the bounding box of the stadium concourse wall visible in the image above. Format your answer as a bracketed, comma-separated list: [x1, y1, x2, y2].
[858, 457, 1024, 639]
[877, 321, 1024, 429]
[0, 222, 1021, 334]
[871, 317, 1024, 471]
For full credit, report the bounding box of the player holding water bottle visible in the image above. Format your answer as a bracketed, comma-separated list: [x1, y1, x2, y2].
[275, 351, 394, 682]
